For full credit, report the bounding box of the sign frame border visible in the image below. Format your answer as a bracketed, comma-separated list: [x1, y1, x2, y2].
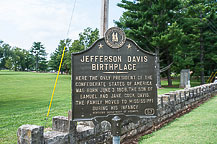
[71, 38, 157, 121]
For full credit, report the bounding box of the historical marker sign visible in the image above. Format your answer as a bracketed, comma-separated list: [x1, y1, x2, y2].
[72, 27, 157, 121]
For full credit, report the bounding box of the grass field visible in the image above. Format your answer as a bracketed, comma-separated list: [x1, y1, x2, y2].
[0, 71, 201, 143]
[139, 95, 217, 144]
[0, 71, 71, 144]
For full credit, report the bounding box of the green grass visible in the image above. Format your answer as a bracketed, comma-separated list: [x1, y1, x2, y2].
[139, 95, 217, 144]
[157, 87, 182, 95]
[0, 71, 200, 143]
[161, 78, 201, 87]
[0, 71, 71, 144]
[158, 78, 201, 95]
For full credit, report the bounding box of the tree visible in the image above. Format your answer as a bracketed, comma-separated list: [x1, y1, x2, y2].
[30, 42, 48, 72]
[116, 0, 182, 87]
[0, 41, 4, 69]
[153, 22, 185, 86]
[49, 39, 71, 73]
[24, 50, 35, 71]
[12, 47, 26, 71]
[79, 27, 99, 49]
[0, 43, 12, 69]
[65, 39, 85, 73]
[179, 0, 217, 84]
[5, 58, 12, 70]
[0, 40, 35, 71]
[49, 27, 99, 74]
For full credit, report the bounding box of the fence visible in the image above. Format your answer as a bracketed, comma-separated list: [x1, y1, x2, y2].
[17, 83, 217, 144]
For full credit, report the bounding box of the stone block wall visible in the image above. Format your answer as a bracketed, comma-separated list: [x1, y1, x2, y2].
[17, 125, 44, 144]
[17, 83, 217, 144]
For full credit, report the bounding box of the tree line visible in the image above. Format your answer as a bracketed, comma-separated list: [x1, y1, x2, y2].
[0, 27, 99, 73]
[0, 0, 216, 87]
[0, 41, 47, 71]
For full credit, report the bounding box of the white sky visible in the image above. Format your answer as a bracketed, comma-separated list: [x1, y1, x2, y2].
[0, 0, 124, 55]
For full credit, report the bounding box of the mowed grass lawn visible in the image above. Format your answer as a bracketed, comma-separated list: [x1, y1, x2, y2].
[140, 95, 217, 144]
[0, 71, 201, 143]
[0, 71, 71, 144]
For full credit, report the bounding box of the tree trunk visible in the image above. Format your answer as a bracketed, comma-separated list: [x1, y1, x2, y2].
[36, 54, 39, 72]
[15, 63, 18, 71]
[200, 33, 205, 84]
[167, 68, 172, 86]
[200, 14, 205, 84]
[155, 48, 161, 88]
[166, 49, 172, 86]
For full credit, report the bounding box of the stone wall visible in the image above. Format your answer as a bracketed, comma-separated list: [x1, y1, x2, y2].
[17, 83, 217, 144]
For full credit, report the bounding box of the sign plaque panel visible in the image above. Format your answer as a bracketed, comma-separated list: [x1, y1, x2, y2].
[72, 27, 157, 120]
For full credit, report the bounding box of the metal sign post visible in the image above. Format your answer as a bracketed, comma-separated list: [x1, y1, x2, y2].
[91, 114, 142, 144]
[111, 116, 121, 144]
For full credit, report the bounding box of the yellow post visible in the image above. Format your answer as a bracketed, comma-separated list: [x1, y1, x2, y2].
[207, 72, 214, 83]
[46, 46, 66, 118]
[210, 72, 217, 83]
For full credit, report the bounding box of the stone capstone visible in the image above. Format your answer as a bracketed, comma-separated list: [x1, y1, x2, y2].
[17, 124, 44, 144]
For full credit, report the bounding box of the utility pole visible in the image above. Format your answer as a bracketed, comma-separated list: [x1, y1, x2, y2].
[100, 0, 109, 38]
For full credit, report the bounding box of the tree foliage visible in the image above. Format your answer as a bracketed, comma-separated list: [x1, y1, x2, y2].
[30, 42, 48, 72]
[116, 0, 182, 87]
[79, 27, 99, 49]
[48, 27, 99, 74]
[49, 39, 71, 73]
[0, 41, 47, 71]
[116, 0, 217, 85]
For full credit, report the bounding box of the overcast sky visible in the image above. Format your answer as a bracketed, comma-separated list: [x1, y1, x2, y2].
[0, 0, 124, 55]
